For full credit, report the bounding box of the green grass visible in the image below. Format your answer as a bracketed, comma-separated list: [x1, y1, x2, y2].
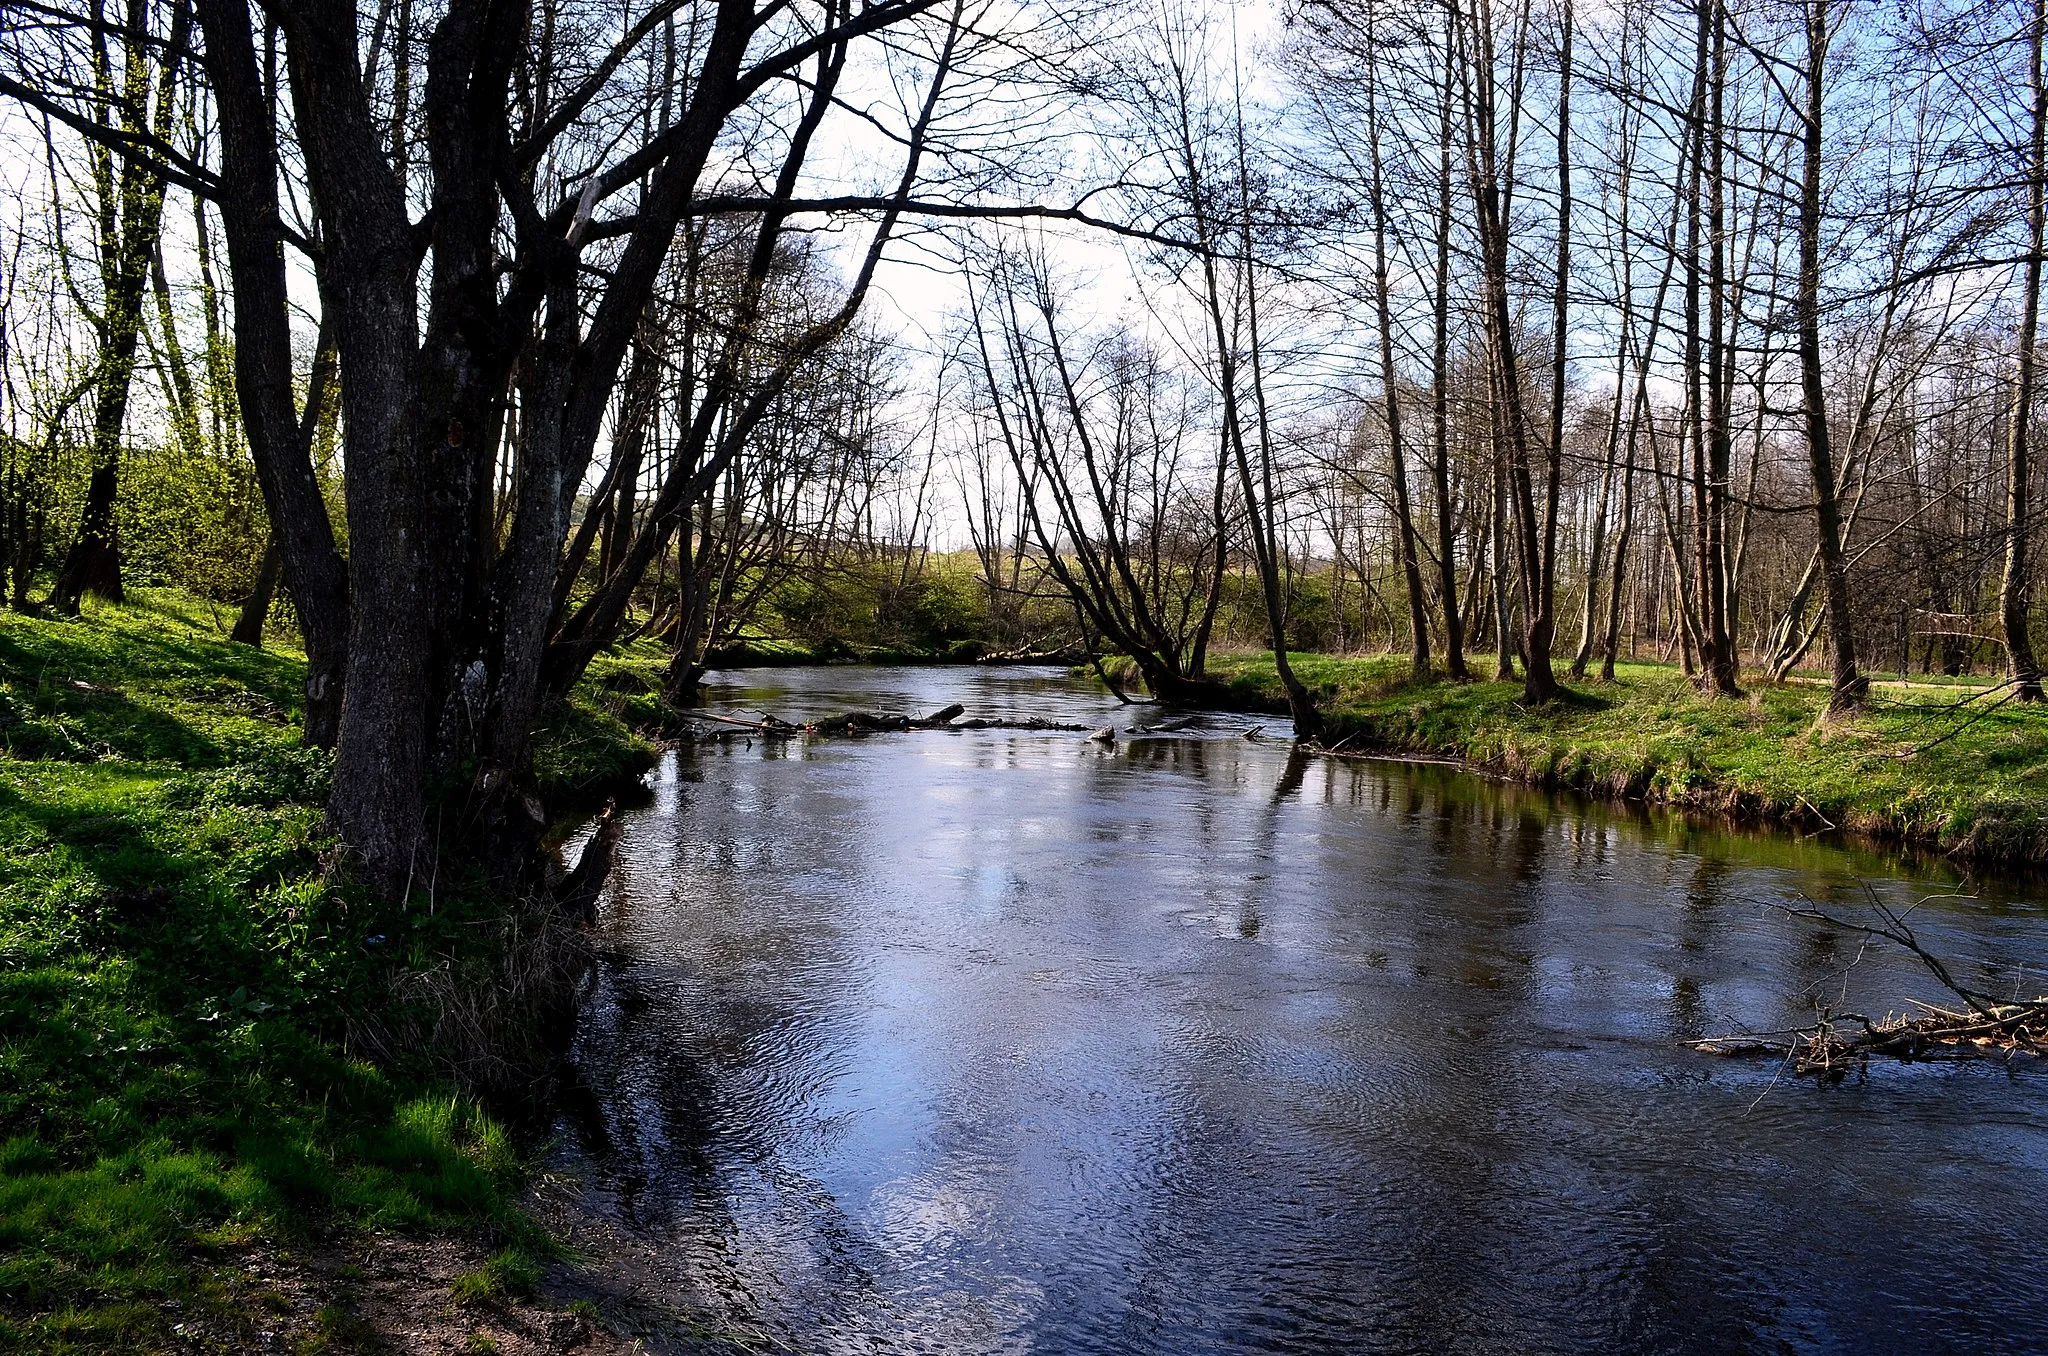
[0, 592, 651, 1352]
[449, 1245, 542, 1306]
[1204, 652, 2048, 865]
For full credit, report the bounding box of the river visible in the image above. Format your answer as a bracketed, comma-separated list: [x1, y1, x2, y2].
[552, 665, 2048, 1354]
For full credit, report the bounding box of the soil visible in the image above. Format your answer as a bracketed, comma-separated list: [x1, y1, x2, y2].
[166, 1183, 770, 1356]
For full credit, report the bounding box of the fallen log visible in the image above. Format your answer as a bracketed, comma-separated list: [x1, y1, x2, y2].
[688, 710, 801, 735]
[1692, 999, 2048, 1081]
[670, 705, 1098, 741]
[945, 715, 1094, 732]
[1127, 714, 1202, 734]
[976, 648, 1089, 666]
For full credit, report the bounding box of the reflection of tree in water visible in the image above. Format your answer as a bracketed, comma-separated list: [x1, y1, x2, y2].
[1669, 855, 1736, 1040]
[561, 685, 2048, 1353]
[560, 742, 929, 1344]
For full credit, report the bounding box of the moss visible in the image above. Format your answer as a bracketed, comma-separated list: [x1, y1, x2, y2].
[1204, 652, 2048, 867]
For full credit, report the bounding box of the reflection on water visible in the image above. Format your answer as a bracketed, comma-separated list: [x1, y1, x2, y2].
[558, 666, 2048, 1354]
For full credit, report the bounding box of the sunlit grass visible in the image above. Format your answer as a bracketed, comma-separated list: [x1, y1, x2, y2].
[0, 594, 576, 1351]
[1203, 650, 2048, 864]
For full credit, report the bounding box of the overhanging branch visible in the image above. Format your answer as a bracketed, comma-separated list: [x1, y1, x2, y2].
[664, 195, 1202, 252]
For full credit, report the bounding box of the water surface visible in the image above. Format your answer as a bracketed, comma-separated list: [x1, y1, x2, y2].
[558, 666, 2048, 1354]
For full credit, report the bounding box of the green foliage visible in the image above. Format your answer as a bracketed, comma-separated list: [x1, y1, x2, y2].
[1206, 652, 2048, 863]
[532, 670, 661, 810]
[0, 594, 553, 1352]
[3, 422, 282, 615]
[117, 444, 271, 606]
[754, 553, 1057, 658]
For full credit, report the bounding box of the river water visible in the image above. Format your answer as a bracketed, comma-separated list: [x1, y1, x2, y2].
[555, 665, 2048, 1355]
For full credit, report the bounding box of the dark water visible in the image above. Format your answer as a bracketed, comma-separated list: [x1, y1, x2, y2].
[557, 666, 2048, 1355]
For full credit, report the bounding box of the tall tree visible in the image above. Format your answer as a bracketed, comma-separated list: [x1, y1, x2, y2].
[2003, 0, 2047, 701]
[48, 0, 191, 612]
[1794, 0, 1866, 709]
[1363, 0, 1433, 679]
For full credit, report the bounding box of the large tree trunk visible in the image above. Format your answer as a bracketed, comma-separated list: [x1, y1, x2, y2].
[196, 0, 353, 746]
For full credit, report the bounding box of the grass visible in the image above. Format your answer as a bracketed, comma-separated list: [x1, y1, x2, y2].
[0, 591, 645, 1352]
[1203, 652, 2048, 866]
[449, 1246, 541, 1306]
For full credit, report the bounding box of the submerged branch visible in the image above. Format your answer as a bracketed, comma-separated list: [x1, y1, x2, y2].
[1692, 884, 2048, 1081]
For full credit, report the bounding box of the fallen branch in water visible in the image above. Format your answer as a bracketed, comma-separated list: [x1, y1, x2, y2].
[1126, 714, 1203, 734]
[672, 703, 1098, 741]
[1308, 745, 1475, 771]
[1691, 883, 2048, 1081]
[687, 710, 802, 734]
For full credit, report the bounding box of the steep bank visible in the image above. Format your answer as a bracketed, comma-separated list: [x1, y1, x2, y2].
[0, 593, 664, 1353]
[1201, 653, 2048, 868]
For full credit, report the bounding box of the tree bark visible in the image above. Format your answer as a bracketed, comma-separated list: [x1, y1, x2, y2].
[196, 0, 352, 744]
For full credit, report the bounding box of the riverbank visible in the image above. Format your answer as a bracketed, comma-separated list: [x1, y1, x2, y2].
[1203, 653, 2048, 867]
[0, 593, 666, 1353]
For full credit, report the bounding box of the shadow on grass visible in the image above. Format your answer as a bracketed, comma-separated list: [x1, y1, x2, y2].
[0, 608, 313, 766]
[1529, 684, 1616, 714]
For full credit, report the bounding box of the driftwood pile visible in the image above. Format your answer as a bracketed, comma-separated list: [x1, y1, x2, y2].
[1693, 999, 2048, 1081]
[1691, 888, 2047, 1081]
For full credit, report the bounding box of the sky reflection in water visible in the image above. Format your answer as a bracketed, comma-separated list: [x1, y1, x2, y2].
[557, 666, 2048, 1355]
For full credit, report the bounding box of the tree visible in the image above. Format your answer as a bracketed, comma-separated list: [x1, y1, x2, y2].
[2002, 0, 2047, 701]
[1794, 0, 1867, 710]
[45, 0, 191, 613]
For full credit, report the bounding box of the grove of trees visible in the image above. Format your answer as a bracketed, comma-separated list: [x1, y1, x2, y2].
[3, 0, 2045, 896]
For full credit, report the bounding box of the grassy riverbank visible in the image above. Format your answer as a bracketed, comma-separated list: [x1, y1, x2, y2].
[0, 593, 657, 1353]
[1204, 653, 2048, 866]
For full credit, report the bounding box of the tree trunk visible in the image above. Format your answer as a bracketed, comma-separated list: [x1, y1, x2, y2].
[1701, 0, 1740, 695]
[1797, 0, 1865, 710]
[231, 536, 283, 646]
[1430, 35, 1467, 681]
[1366, 9, 1432, 681]
[2004, 0, 2047, 701]
[196, 0, 352, 746]
[49, 0, 191, 613]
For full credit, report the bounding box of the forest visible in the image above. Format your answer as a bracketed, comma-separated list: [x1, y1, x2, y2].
[4, 0, 2048, 1348]
[2, 0, 2046, 863]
